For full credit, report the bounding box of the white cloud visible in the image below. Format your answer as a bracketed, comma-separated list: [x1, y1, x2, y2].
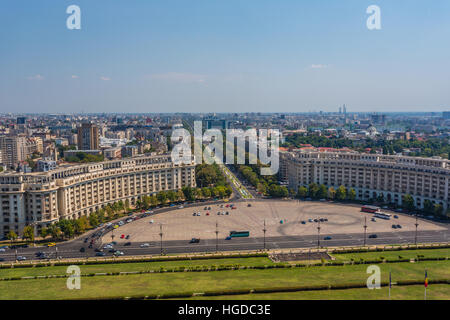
[148, 72, 206, 83]
[100, 76, 111, 81]
[310, 64, 329, 69]
[26, 74, 44, 80]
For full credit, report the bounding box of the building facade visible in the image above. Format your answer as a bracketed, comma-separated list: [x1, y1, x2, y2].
[281, 150, 449, 210]
[0, 154, 196, 237]
[77, 123, 99, 150]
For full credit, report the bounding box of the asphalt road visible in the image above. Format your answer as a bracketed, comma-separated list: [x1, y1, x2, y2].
[1, 204, 448, 262]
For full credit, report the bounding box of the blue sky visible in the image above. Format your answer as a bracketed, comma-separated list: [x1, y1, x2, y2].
[0, 0, 449, 113]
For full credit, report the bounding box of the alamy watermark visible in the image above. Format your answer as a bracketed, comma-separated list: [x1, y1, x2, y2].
[66, 265, 81, 290]
[171, 121, 280, 175]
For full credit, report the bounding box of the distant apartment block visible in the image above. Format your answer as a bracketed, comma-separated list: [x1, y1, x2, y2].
[77, 123, 99, 150]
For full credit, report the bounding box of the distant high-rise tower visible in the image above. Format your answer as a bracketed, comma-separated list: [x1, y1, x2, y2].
[343, 104, 347, 115]
[339, 106, 342, 114]
[77, 123, 99, 150]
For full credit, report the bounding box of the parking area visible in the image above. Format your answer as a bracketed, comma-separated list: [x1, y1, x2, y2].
[102, 200, 446, 243]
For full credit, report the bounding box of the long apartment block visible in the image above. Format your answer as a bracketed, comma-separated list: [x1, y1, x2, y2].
[0, 154, 196, 237]
[280, 150, 450, 210]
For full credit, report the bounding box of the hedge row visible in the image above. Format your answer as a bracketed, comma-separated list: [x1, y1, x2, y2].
[0, 252, 269, 269]
[2, 256, 448, 282]
[83, 279, 450, 300]
[331, 243, 450, 255]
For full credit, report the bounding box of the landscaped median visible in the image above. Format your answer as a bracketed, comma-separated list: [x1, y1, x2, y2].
[0, 251, 448, 299]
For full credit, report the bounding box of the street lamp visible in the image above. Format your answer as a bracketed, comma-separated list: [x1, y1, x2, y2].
[263, 219, 267, 251]
[317, 220, 321, 249]
[159, 224, 163, 255]
[363, 216, 367, 247]
[215, 221, 219, 253]
[414, 215, 419, 245]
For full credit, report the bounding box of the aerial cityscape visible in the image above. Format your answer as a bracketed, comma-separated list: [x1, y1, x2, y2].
[0, 0, 449, 309]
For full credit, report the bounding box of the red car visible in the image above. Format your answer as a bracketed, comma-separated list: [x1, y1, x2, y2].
[120, 234, 125, 239]
[206, 212, 210, 216]
[232, 207, 237, 210]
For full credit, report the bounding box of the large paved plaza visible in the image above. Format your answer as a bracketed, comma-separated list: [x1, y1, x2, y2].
[103, 200, 445, 243]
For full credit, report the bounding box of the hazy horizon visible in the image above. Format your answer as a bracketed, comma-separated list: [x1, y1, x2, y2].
[1, 0, 449, 114]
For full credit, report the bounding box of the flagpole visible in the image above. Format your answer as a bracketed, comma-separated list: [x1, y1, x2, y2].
[388, 270, 391, 300]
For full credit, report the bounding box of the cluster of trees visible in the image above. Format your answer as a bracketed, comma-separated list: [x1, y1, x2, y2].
[234, 164, 279, 196]
[65, 152, 104, 163]
[297, 183, 356, 201]
[135, 185, 232, 210]
[196, 163, 228, 187]
[402, 194, 445, 217]
[282, 134, 450, 159]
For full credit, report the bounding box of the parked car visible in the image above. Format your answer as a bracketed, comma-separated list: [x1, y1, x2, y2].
[371, 218, 377, 222]
[47, 243, 56, 247]
[396, 224, 402, 229]
[324, 236, 332, 240]
[247, 203, 252, 207]
[368, 234, 378, 239]
[120, 234, 125, 239]
[189, 238, 200, 243]
[394, 215, 399, 219]
[124, 242, 131, 246]
[301, 221, 306, 224]
[392, 224, 397, 229]
[114, 251, 124, 256]
[80, 247, 86, 252]
[0, 248, 5, 252]
[140, 243, 150, 248]
[125, 235, 130, 239]
[95, 252, 106, 256]
[225, 236, 232, 240]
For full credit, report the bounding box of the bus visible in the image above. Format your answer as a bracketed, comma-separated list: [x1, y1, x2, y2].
[229, 231, 250, 238]
[374, 212, 392, 220]
[361, 205, 381, 213]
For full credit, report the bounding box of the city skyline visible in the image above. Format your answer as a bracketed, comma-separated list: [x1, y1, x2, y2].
[1, 0, 450, 114]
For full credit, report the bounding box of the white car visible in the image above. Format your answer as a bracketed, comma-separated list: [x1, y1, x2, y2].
[140, 243, 150, 248]
[179, 206, 184, 209]
[126, 219, 133, 223]
[0, 248, 6, 252]
[149, 219, 154, 224]
[114, 251, 124, 256]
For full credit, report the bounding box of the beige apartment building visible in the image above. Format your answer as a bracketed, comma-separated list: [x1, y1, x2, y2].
[0, 154, 196, 237]
[281, 150, 450, 210]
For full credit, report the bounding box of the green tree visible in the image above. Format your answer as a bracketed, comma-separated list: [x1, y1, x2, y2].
[336, 185, 347, 201]
[434, 203, 444, 217]
[297, 186, 308, 198]
[22, 225, 35, 243]
[201, 187, 211, 198]
[308, 183, 319, 199]
[318, 184, 328, 199]
[40, 227, 49, 239]
[328, 187, 336, 200]
[167, 190, 177, 203]
[7, 230, 18, 245]
[347, 188, 356, 201]
[402, 194, 415, 211]
[182, 186, 196, 201]
[423, 200, 434, 214]
[157, 191, 168, 204]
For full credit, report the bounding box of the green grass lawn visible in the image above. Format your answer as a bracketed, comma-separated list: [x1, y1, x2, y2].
[332, 248, 450, 262]
[0, 260, 448, 300]
[186, 284, 450, 300]
[0, 257, 276, 278]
